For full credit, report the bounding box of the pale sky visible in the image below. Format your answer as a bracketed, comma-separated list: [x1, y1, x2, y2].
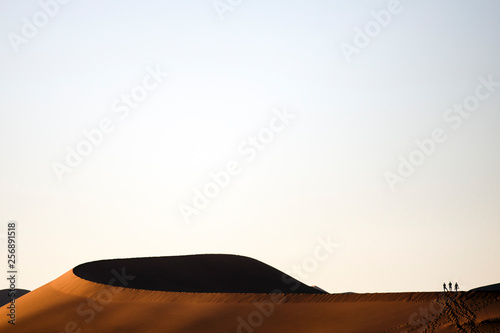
[1, 0, 499, 293]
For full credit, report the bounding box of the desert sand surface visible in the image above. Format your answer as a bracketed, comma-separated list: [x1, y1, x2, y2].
[1, 255, 499, 332]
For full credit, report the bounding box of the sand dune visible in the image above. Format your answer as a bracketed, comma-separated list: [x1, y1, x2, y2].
[1, 255, 499, 332]
[0, 289, 30, 307]
[470, 283, 500, 292]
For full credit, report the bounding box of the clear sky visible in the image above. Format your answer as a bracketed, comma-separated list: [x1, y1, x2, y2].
[1, 0, 499, 293]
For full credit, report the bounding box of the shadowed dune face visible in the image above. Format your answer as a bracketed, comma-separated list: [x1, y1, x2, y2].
[73, 254, 325, 294]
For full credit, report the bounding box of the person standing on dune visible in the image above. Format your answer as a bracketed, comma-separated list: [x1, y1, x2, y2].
[443, 282, 448, 292]
[449, 282, 453, 291]
[455, 282, 459, 292]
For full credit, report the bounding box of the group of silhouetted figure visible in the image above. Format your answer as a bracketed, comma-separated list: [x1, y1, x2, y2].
[443, 281, 459, 292]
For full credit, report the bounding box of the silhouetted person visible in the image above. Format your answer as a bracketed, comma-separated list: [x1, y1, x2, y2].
[455, 282, 459, 292]
[449, 282, 452, 291]
[443, 282, 448, 292]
